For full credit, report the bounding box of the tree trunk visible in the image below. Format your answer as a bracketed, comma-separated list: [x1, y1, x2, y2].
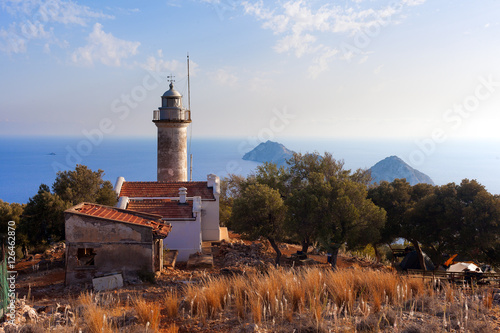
[373, 244, 381, 263]
[301, 238, 310, 254]
[412, 240, 427, 272]
[330, 246, 340, 270]
[268, 237, 282, 266]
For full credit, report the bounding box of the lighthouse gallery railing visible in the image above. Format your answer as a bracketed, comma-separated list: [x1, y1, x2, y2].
[153, 109, 191, 122]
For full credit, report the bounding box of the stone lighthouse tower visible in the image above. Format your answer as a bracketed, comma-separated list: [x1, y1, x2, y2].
[153, 80, 191, 182]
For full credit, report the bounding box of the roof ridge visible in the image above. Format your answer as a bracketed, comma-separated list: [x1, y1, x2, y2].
[123, 181, 208, 184]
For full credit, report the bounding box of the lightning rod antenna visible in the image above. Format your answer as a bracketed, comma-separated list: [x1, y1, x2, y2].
[187, 53, 193, 181]
[187, 53, 191, 111]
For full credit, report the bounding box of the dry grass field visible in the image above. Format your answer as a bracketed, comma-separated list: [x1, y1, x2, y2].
[5, 265, 499, 332]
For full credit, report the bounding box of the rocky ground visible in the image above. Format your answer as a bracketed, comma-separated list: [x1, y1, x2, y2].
[2, 235, 500, 332]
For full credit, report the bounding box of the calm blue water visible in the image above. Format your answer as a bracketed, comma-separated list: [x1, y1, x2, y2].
[1, 136, 499, 204]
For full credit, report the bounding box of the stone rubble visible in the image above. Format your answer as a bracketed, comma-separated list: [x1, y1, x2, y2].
[216, 240, 272, 269]
[0, 297, 76, 331]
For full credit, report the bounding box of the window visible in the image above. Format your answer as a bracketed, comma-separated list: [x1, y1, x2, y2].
[77, 248, 96, 266]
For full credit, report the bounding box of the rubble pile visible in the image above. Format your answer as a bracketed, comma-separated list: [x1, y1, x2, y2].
[342, 254, 386, 269]
[1, 299, 39, 331]
[217, 240, 271, 269]
[0, 297, 78, 332]
[42, 242, 66, 259]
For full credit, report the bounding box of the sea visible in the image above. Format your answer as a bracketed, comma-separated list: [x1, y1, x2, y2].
[1, 136, 500, 204]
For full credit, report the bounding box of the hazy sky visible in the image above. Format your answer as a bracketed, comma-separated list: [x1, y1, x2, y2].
[1, 0, 500, 140]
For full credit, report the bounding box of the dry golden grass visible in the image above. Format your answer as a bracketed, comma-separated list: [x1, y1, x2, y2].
[249, 291, 262, 324]
[484, 290, 494, 309]
[17, 265, 499, 332]
[165, 323, 179, 333]
[133, 296, 161, 332]
[180, 266, 420, 325]
[445, 284, 455, 303]
[164, 290, 179, 319]
[78, 292, 114, 333]
[407, 277, 425, 297]
[84, 304, 114, 333]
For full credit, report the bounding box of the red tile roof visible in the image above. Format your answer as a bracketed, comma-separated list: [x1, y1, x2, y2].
[119, 181, 215, 200]
[66, 203, 172, 237]
[127, 199, 194, 219]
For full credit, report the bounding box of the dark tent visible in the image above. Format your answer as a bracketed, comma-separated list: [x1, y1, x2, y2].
[400, 250, 435, 271]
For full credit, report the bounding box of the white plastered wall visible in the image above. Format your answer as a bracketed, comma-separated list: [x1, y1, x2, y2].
[201, 174, 221, 241]
[163, 196, 202, 262]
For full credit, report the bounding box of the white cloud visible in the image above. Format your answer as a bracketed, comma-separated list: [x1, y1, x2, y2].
[212, 68, 238, 87]
[373, 64, 383, 74]
[401, 0, 426, 6]
[1, 0, 113, 25]
[249, 74, 273, 91]
[0, 24, 26, 53]
[358, 55, 368, 64]
[0, 0, 113, 53]
[142, 49, 181, 72]
[0, 20, 54, 53]
[71, 23, 140, 67]
[308, 46, 338, 79]
[242, 0, 427, 76]
[274, 32, 317, 57]
[139, 50, 200, 79]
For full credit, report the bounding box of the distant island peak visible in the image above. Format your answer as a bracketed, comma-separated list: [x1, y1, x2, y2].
[242, 140, 295, 166]
[369, 155, 434, 186]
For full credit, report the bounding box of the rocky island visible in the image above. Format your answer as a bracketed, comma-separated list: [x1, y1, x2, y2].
[242, 140, 295, 166]
[369, 155, 434, 185]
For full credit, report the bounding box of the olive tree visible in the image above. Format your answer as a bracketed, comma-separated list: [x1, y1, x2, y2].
[230, 183, 287, 265]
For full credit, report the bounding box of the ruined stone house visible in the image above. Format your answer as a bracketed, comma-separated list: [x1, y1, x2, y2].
[64, 202, 171, 285]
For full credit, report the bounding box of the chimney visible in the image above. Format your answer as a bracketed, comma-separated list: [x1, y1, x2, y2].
[117, 196, 129, 209]
[207, 174, 220, 195]
[179, 187, 187, 204]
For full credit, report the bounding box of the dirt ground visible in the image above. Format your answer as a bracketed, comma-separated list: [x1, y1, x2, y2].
[8, 234, 388, 330]
[9, 235, 499, 332]
[14, 234, 379, 304]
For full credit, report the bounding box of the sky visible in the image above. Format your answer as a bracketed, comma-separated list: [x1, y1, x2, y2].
[1, 0, 500, 141]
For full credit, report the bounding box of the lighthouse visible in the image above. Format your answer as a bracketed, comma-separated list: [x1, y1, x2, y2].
[153, 79, 191, 182]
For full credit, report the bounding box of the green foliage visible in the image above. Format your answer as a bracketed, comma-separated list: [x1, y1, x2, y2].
[368, 179, 436, 269]
[367, 179, 408, 244]
[52, 164, 117, 206]
[286, 152, 384, 258]
[15, 165, 117, 248]
[0, 199, 24, 234]
[231, 183, 286, 241]
[230, 183, 287, 264]
[369, 178, 500, 266]
[315, 175, 386, 268]
[223, 150, 500, 267]
[253, 162, 289, 196]
[18, 184, 71, 246]
[227, 152, 384, 267]
[409, 179, 500, 265]
[219, 174, 246, 228]
[95, 180, 119, 206]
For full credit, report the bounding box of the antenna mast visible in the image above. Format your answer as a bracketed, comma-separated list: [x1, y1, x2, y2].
[187, 53, 193, 181]
[190, 154, 193, 182]
[187, 53, 191, 111]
